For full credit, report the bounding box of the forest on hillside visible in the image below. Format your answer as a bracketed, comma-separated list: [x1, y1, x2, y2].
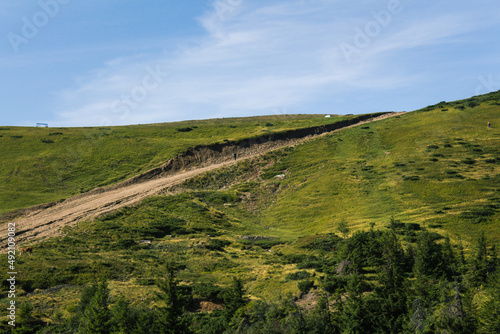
[4, 223, 499, 334]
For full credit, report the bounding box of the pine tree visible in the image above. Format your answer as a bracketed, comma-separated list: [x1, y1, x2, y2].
[489, 244, 498, 274]
[155, 264, 191, 334]
[111, 295, 135, 333]
[434, 284, 474, 333]
[478, 269, 500, 333]
[413, 231, 444, 279]
[79, 281, 111, 334]
[13, 303, 44, 334]
[338, 287, 365, 334]
[442, 236, 458, 280]
[407, 298, 430, 334]
[470, 232, 489, 286]
[456, 239, 467, 276]
[306, 294, 339, 333]
[223, 278, 247, 323]
[371, 230, 409, 333]
[338, 219, 350, 239]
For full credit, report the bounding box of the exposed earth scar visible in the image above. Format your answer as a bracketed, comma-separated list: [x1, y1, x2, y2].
[0, 112, 403, 251]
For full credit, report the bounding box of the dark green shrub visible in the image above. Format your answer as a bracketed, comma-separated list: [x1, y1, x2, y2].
[388, 220, 405, 230]
[402, 175, 420, 181]
[297, 258, 326, 270]
[298, 280, 314, 294]
[177, 127, 193, 132]
[321, 275, 348, 293]
[192, 283, 224, 303]
[252, 239, 284, 249]
[280, 254, 310, 264]
[405, 223, 421, 231]
[136, 277, 156, 286]
[19, 279, 34, 293]
[461, 157, 476, 165]
[302, 234, 342, 252]
[134, 217, 187, 238]
[41, 139, 55, 144]
[206, 239, 231, 251]
[460, 207, 495, 224]
[286, 271, 311, 281]
[68, 264, 86, 274]
[115, 238, 137, 249]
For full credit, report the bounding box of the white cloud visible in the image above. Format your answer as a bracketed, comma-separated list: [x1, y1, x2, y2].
[50, 1, 496, 126]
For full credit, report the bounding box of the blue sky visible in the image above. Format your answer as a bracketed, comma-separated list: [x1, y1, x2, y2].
[1, 0, 499, 127]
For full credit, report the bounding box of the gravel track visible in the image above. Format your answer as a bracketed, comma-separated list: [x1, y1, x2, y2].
[0, 112, 404, 251]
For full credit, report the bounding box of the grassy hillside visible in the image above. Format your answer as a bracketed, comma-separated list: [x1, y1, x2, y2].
[0, 114, 350, 215]
[1, 92, 499, 332]
[261, 97, 500, 243]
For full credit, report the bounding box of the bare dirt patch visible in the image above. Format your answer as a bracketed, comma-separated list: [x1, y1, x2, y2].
[0, 113, 404, 251]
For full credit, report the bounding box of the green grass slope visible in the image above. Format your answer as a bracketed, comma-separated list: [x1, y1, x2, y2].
[260, 97, 499, 242]
[2, 92, 499, 331]
[0, 114, 351, 215]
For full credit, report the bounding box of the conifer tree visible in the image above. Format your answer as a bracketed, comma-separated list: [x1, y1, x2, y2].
[372, 230, 408, 333]
[223, 278, 247, 323]
[406, 298, 430, 334]
[78, 281, 111, 334]
[442, 236, 458, 280]
[456, 239, 467, 276]
[434, 284, 477, 334]
[306, 294, 339, 333]
[338, 219, 350, 239]
[155, 264, 191, 334]
[470, 232, 489, 286]
[111, 295, 135, 333]
[13, 303, 44, 334]
[478, 269, 500, 333]
[413, 231, 443, 279]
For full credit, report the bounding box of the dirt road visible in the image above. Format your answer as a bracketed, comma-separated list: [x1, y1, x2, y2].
[0, 112, 403, 250]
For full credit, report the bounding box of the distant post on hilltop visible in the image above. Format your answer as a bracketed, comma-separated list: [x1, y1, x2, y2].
[36, 123, 48, 128]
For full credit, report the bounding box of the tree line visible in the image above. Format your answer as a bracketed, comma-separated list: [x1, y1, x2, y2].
[4, 226, 500, 334]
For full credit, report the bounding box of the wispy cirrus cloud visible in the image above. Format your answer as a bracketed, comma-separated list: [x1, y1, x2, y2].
[49, 0, 499, 126]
